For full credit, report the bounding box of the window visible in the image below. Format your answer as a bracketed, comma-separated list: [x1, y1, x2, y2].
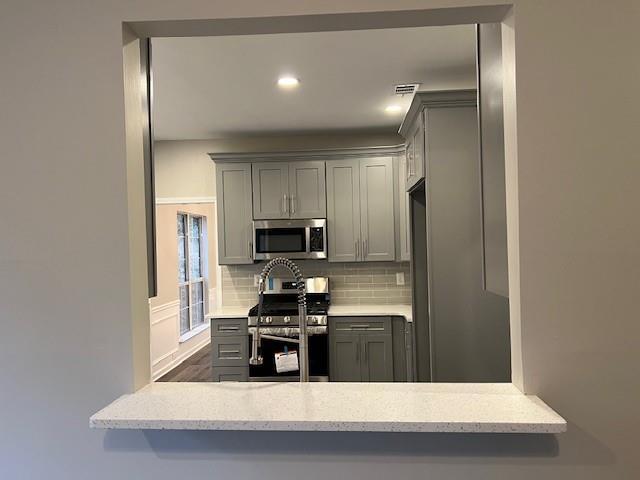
[177, 213, 207, 338]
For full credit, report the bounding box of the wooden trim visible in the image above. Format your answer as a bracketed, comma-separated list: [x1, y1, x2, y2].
[209, 144, 406, 163]
[399, 89, 477, 137]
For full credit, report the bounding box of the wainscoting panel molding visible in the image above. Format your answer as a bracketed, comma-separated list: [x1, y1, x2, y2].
[150, 299, 210, 380]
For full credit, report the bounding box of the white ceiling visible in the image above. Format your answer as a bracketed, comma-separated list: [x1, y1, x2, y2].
[152, 25, 477, 140]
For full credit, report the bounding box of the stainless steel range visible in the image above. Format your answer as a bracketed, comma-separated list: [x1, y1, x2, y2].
[248, 276, 330, 381]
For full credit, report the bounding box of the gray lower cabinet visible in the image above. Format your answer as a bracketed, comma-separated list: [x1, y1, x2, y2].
[326, 157, 395, 262]
[329, 316, 394, 382]
[210, 317, 249, 381]
[215, 163, 254, 264]
[252, 160, 326, 220]
[359, 334, 393, 382]
[329, 335, 362, 382]
[212, 366, 249, 382]
[211, 336, 249, 367]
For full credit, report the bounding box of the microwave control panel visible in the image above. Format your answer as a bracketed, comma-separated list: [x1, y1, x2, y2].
[309, 227, 325, 252]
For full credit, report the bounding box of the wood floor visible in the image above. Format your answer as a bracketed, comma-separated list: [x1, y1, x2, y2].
[157, 344, 213, 382]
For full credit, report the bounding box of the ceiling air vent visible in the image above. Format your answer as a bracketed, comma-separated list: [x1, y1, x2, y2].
[394, 83, 420, 96]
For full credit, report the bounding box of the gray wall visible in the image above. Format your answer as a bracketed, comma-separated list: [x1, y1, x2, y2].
[1, 1, 639, 479]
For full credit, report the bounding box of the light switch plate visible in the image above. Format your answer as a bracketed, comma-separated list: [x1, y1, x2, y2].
[396, 272, 405, 286]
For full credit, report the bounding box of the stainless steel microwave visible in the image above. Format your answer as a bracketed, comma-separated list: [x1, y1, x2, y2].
[253, 219, 327, 260]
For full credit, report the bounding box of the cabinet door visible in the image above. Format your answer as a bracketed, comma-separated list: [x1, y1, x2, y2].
[329, 334, 362, 382]
[216, 163, 254, 264]
[413, 112, 425, 182]
[326, 159, 361, 262]
[252, 162, 289, 219]
[360, 157, 395, 261]
[405, 114, 425, 191]
[398, 154, 411, 262]
[289, 161, 326, 219]
[360, 334, 394, 382]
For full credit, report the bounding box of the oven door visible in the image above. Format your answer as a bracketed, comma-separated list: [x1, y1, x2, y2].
[253, 219, 326, 260]
[248, 330, 328, 381]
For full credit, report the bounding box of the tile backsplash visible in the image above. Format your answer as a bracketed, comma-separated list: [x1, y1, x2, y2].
[221, 261, 411, 308]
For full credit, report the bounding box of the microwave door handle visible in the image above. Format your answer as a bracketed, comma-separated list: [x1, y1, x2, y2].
[305, 226, 311, 254]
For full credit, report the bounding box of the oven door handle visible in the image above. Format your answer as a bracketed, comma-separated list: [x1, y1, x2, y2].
[258, 333, 300, 344]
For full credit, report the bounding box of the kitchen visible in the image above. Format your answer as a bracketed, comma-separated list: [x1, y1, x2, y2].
[149, 23, 510, 384]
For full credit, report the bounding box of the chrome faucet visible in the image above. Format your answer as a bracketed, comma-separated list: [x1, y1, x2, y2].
[249, 258, 309, 382]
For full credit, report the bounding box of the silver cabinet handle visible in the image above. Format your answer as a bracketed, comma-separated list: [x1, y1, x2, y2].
[219, 325, 239, 332]
[355, 342, 360, 361]
[363, 239, 368, 259]
[355, 239, 359, 261]
[290, 195, 296, 215]
[248, 240, 253, 259]
[363, 342, 368, 362]
[283, 194, 288, 214]
[220, 349, 241, 355]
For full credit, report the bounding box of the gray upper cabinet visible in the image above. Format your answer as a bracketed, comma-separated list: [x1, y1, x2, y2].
[288, 161, 326, 219]
[478, 23, 509, 297]
[403, 112, 425, 191]
[252, 161, 326, 220]
[398, 154, 411, 261]
[360, 158, 395, 261]
[215, 163, 254, 264]
[327, 157, 395, 262]
[252, 162, 290, 220]
[326, 159, 360, 262]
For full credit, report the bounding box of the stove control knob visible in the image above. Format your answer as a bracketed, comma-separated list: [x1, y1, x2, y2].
[264, 316, 272, 324]
[283, 316, 291, 324]
[310, 316, 318, 325]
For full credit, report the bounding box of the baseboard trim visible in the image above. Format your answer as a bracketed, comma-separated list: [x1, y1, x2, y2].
[151, 333, 211, 381]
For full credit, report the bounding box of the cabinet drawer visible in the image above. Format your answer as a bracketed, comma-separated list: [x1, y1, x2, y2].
[330, 316, 392, 334]
[211, 317, 248, 336]
[211, 336, 249, 367]
[212, 366, 249, 382]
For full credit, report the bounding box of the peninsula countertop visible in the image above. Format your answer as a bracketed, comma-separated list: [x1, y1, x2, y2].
[90, 382, 566, 433]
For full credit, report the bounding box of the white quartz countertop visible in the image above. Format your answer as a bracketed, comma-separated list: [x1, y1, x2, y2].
[90, 382, 565, 433]
[206, 305, 413, 321]
[328, 304, 412, 322]
[206, 307, 249, 319]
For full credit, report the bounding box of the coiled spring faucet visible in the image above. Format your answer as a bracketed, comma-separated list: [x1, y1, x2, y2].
[249, 258, 309, 382]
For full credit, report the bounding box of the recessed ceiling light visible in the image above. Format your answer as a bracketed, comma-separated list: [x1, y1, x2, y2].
[385, 105, 403, 114]
[277, 76, 300, 88]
